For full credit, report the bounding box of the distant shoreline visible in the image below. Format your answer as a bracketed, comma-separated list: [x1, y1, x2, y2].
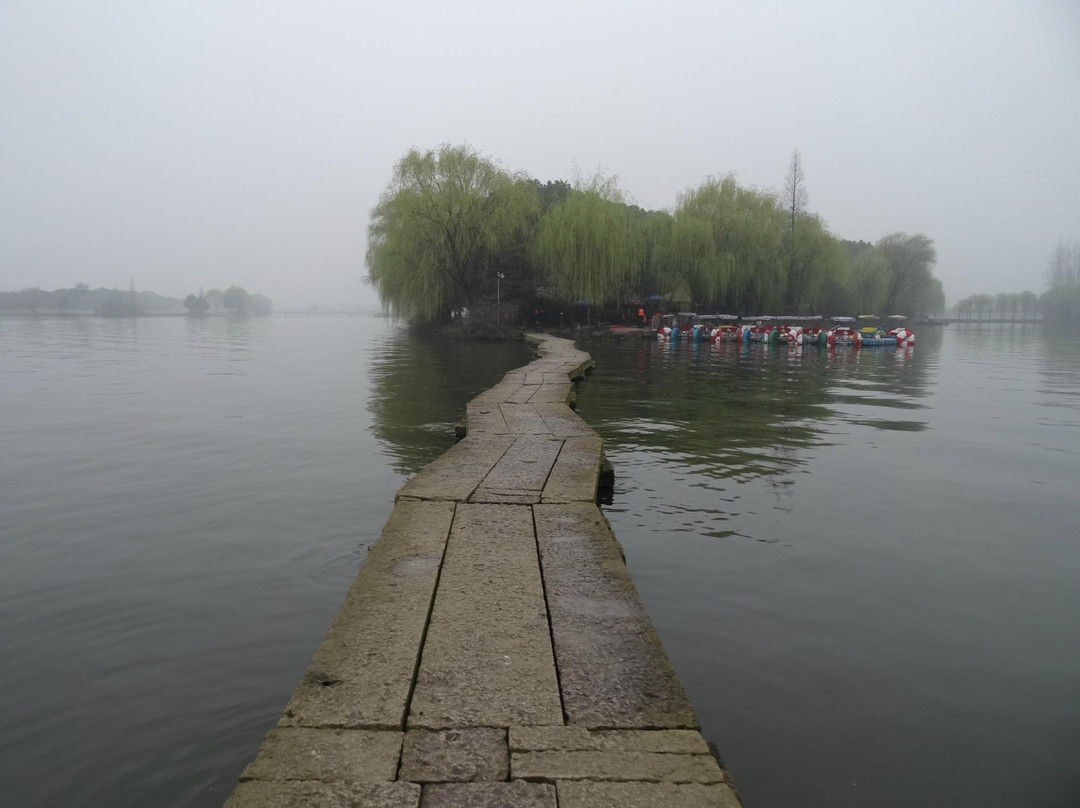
[0, 311, 189, 318]
[0, 310, 382, 319]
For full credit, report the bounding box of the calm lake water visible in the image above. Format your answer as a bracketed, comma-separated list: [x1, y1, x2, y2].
[1, 316, 1078, 807]
[574, 324, 1080, 808]
[0, 315, 530, 807]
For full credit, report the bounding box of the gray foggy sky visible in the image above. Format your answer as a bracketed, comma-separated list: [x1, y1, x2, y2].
[1, 0, 1077, 308]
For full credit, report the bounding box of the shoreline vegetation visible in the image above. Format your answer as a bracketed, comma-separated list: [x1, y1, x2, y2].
[10, 143, 1075, 332]
[0, 284, 273, 318]
[366, 144, 947, 335]
[952, 240, 1079, 327]
[367, 144, 1078, 336]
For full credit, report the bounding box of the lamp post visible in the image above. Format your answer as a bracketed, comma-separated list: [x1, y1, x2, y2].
[496, 272, 505, 324]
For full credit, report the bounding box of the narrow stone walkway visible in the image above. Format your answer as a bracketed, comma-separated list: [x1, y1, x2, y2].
[224, 335, 741, 808]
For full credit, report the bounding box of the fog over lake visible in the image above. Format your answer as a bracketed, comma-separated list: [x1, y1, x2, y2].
[1, 1, 1078, 307]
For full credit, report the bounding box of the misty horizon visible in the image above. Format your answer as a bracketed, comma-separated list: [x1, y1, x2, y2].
[1, 1, 1077, 309]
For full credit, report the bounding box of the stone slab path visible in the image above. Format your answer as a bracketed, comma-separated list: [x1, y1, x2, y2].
[224, 335, 741, 808]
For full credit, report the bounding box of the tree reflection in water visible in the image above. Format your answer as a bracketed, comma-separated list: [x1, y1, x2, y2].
[367, 330, 533, 476]
[574, 331, 933, 536]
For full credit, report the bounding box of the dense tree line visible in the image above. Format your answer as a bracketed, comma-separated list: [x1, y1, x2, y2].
[183, 286, 273, 316]
[0, 284, 178, 314]
[954, 291, 1040, 320]
[0, 284, 272, 316]
[366, 144, 946, 325]
[955, 240, 1080, 324]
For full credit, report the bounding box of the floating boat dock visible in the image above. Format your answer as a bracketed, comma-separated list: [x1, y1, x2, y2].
[224, 334, 741, 808]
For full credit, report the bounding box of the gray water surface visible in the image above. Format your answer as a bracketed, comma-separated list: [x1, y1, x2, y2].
[575, 325, 1080, 808]
[0, 315, 529, 807]
[1, 318, 1077, 807]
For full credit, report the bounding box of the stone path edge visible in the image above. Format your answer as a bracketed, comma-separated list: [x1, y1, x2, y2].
[222, 333, 743, 808]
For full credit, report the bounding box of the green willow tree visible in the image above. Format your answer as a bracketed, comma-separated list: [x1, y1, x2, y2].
[366, 145, 538, 323]
[669, 174, 844, 314]
[532, 175, 642, 306]
[636, 209, 676, 297]
[847, 242, 888, 314]
[364, 144, 948, 326]
[878, 233, 937, 315]
[670, 175, 786, 313]
[783, 214, 845, 311]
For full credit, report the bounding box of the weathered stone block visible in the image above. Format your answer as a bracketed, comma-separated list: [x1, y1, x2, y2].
[523, 370, 555, 385]
[224, 780, 420, 808]
[542, 371, 578, 385]
[471, 380, 528, 406]
[498, 404, 552, 434]
[399, 728, 508, 783]
[534, 502, 699, 729]
[531, 386, 574, 406]
[591, 730, 710, 755]
[511, 750, 724, 784]
[396, 435, 515, 501]
[408, 504, 562, 729]
[532, 404, 596, 438]
[509, 726, 592, 753]
[528, 382, 573, 405]
[557, 781, 741, 808]
[468, 489, 541, 504]
[507, 384, 541, 404]
[239, 728, 402, 783]
[421, 781, 556, 808]
[542, 436, 602, 503]
[465, 404, 511, 435]
[470, 435, 563, 503]
[278, 500, 454, 730]
[509, 727, 709, 755]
